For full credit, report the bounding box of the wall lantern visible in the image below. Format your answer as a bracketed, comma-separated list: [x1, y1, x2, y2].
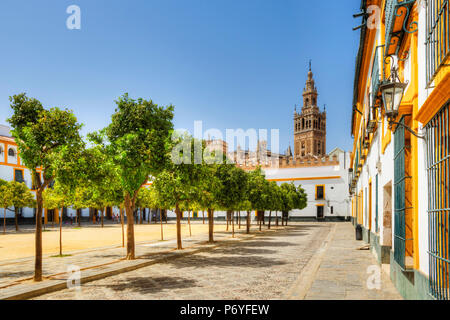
[380, 65, 408, 122]
[380, 63, 425, 140]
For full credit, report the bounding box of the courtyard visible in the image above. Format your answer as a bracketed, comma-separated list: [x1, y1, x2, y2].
[0, 222, 401, 300]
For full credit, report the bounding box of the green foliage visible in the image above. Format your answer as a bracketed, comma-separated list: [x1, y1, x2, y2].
[75, 146, 123, 209]
[279, 182, 307, 213]
[267, 181, 283, 212]
[153, 133, 205, 210]
[247, 167, 270, 211]
[214, 165, 248, 211]
[7, 93, 84, 189]
[7, 181, 36, 209]
[97, 93, 174, 197]
[136, 187, 158, 209]
[295, 185, 308, 210]
[43, 184, 65, 210]
[0, 184, 13, 209]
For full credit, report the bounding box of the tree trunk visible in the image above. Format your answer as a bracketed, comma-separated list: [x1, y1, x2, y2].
[259, 211, 263, 231]
[238, 211, 241, 229]
[101, 208, 104, 228]
[14, 207, 19, 231]
[59, 208, 63, 256]
[246, 211, 250, 234]
[232, 211, 235, 238]
[226, 211, 229, 231]
[120, 207, 124, 248]
[140, 208, 143, 224]
[268, 211, 272, 230]
[34, 188, 43, 282]
[3, 208, 6, 234]
[124, 195, 135, 260]
[175, 203, 182, 250]
[160, 209, 164, 241]
[208, 208, 214, 243]
[165, 210, 168, 224]
[202, 211, 205, 224]
[188, 210, 192, 237]
[77, 209, 81, 227]
[276, 212, 279, 226]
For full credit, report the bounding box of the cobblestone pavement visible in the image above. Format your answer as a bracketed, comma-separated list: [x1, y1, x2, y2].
[303, 223, 402, 300]
[33, 222, 402, 300]
[0, 222, 231, 290]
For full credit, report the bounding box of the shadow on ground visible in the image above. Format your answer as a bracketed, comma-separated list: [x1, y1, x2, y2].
[95, 276, 198, 295]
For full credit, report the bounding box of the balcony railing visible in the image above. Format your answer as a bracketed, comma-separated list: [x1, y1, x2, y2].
[385, 0, 417, 57]
[426, 0, 450, 87]
[371, 45, 381, 100]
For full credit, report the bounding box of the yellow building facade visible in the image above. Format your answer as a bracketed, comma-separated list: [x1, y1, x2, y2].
[350, 0, 449, 299]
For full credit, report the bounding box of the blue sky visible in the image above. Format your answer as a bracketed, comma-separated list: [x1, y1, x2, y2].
[0, 0, 360, 153]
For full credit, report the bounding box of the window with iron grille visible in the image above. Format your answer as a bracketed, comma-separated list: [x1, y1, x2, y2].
[376, 174, 379, 233]
[371, 48, 380, 105]
[316, 185, 324, 200]
[394, 116, 413, 269]
[425, 101, 450, 300]
[14, 169, 24, 183]
[426, 0, 450, 87]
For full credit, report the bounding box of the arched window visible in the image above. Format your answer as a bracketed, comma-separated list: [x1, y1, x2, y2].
[313, 98, 316, 105]
[302, 118, 305, 129]
[305, 98, 309, 106]
[8, 148, 16, 157]
[0, 146, 3, 155]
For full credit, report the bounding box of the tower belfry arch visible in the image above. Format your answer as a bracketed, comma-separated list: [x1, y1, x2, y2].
[293, 63, 327, 159]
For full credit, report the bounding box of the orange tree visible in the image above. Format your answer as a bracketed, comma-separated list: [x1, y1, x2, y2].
[7, 181, 35, 231]
[7, 93, 83, 281]
[0, 179, 13, 234]
[153, 133, 205, 249]
[266, 181, 282, 229]
[214, 165, 248, 237]
[247, 167, 270, 231]
[91, 94, 174, 259]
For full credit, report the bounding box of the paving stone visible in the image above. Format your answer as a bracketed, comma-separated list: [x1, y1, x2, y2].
[0, 222, 403, 300]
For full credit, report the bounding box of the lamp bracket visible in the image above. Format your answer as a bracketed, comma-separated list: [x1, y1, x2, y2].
[388, 120, 426, 140]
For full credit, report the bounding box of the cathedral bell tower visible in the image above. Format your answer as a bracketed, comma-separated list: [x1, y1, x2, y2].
[293, 63, 326, 159]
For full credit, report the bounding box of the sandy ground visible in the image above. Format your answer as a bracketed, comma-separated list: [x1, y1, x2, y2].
[0, 221, 229, 261]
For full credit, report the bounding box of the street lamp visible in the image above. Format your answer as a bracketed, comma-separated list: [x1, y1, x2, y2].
[379, 66, 408, 122]
[379, 64, 425, 140]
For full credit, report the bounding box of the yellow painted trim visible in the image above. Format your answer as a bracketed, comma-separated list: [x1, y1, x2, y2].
[315, 204, 325, 207]
[267, 176, 340, 182]
[14, 168, 24, 182]
[315, 184, 325, 200]
[415, 73, 450, 125]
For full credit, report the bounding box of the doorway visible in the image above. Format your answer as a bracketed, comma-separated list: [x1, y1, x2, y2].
[317, 205, 324, 220]
[383, 182, 392, 247]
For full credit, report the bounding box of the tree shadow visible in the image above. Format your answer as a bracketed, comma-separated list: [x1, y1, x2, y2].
[164, 252, 287, 269]
[0, 270, 34, 279]
[95, 276, 198, 295]
[211, 247, 277, 256]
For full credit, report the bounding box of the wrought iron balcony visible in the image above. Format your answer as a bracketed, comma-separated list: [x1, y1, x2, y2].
[371, 48, 381, 104]
[385, 0, 417, 57]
